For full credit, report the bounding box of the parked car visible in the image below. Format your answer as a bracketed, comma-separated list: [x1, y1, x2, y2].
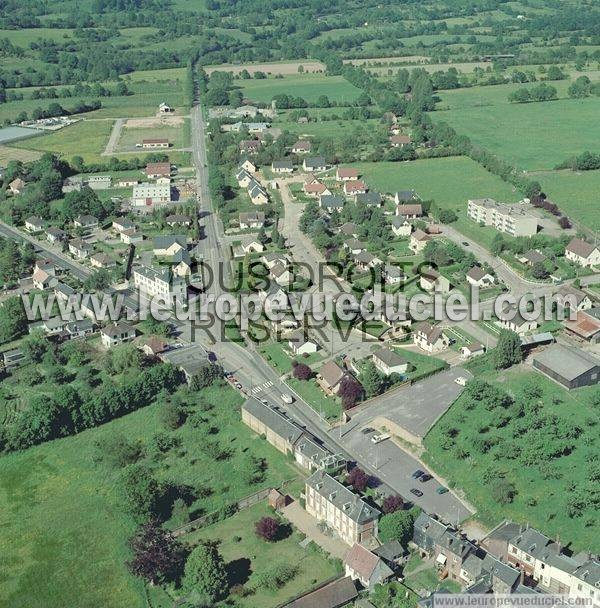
[412, 469, 425, 479]
[281, 393, 294, 404]
[361, 427, 375, 435]
[436, 486, 449, 494]
[419, 474, 433, 482]
[371, 433, 390, 444]
[454, 376, 467, 386]
[410, 488, 424, 497]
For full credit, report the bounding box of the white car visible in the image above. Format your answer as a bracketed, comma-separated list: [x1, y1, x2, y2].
[371, 433, 390, 444]
[281, 393, 294, 404]
[454, 376, 467, 386]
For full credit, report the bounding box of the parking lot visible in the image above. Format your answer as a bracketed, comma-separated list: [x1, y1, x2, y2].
[344, 367, 472, 443]
[340, 423, 473, 524]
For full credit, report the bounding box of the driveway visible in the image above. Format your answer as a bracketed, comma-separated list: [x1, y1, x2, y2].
[281, 500, 349, 559]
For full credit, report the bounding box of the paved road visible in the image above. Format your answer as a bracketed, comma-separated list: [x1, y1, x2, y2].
[102, 118, 124, 155]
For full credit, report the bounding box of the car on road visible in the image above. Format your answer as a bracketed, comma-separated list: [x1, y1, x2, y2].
[462, 241, 470, 246]
[412, 469, 425, 479]
[410, 488, 424, 497]
[371, 433, 390, 444]
[361, 427, 375, 435]
[454, 376, 467, 386]
[234, 382, 242, 389]
[419, 474, 433, 482]
[437, 486, 449, 494]
[281, 393, 294, 404]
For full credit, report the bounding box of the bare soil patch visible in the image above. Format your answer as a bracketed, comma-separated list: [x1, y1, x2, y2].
[205, 60, 325, 75]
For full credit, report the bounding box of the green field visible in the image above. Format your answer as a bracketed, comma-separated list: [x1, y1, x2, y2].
[0, 384, 300, 608]
[235, 74, 363, 104]
[183, 502, 340, 607]
[350, 157, 522, 247]
[423, 368, 600, 552]
[535, 169, 600, 231]
[433, 87, 600, 170]
[116, 120, 189, 152]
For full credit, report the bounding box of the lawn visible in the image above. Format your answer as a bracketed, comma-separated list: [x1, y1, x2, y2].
[433, 87, 600, 171]
[0, 382, 300, 608]
[0, 144, 42, 164]
[287, 377, 341, 422]
[235, 74, 363, 105]
[350, 157, 522, 247]
[533, 169, 600, 231]
[183, 502, 341, 607]
[423, 367, 600, 552]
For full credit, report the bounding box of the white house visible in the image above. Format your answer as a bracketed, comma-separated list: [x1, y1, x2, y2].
[288, 331, 319, 356]
[131, 183, 171, 207]
[495, 313, 538, 335]
[239, 211, 265, 230]
[372, 347, 408, 376]
[100, 321, 136, 348]
[25, 216, 44, 232]
[565, 238, 600, 268]
[409, 229, 431, 253]
[302, 156, 327, 172]
[344, 543, 393, 590]
[420, 269, 451, 294]
[461, 342, 486, 358]
[413, 322, 450, 353]
[391, 217, 411, 237]
[466, 266, 495, 288]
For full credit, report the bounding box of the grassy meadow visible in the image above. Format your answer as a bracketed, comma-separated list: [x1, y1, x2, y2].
[235, 73, 363, 104]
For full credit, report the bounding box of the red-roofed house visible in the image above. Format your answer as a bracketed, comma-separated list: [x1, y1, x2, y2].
[390, 134, 412, 147]
[344, 543, 394, 590]
[336, 167, 359, 181]
[344, 180, 367, 196]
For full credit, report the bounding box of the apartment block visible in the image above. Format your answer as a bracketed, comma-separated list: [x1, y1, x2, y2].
[467, 198, 538, 237]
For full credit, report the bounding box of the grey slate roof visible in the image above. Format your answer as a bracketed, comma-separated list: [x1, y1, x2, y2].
[320, 194, 344, 209]
[242, 398, 303, 445]
[305, 469, 380, 524]
[373, 347, 407, 367]
[533, 344, 600, 381]
[355, 191, 382, 206]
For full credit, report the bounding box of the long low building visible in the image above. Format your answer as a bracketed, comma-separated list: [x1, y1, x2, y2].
[532, 343, 599, 389]
[132, 183, 171, 208]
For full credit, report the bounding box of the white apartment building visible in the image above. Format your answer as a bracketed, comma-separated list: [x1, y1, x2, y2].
[132, 183, 171, 207]
[467, 198, 538, 237]
[132, 265, 187, 305]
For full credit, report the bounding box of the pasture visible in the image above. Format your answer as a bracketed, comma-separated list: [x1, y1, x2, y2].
[205, 60, 325, 76]
[433, 87, 600, 170]
[234, 74, 362, 104]
[115, 117, 189, 152]
[536, 169, 600, 231]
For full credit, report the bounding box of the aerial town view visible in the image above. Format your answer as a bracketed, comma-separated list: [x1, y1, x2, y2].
[0, 1, 598, 607]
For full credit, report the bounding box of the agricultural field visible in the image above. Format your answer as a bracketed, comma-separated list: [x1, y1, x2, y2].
[433, 87, 600, 171]
[0, 145, 42, 164]
[0, 383, 299, 608]
[423, 367, 600, 552]
[12, 119, 113, 164]
[534, 169, 600, 231]
[115, 117, 190, 153]
[205, 60, 325, 76]
[350, 157, 522, 247]
[234, 74, 363, 105]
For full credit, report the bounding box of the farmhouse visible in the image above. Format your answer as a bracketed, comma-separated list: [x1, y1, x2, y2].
[100, 321, 136, 348]
[467, 198, 538, 237]
[396, 203, 423, 219]
[532, 344, 599, 389]
[132, 183, 171, 207]
[320, 194, 345, 213]
[343, 180, 367, 196]
[145, 162, 171, 179]
[304, 469, 380, 546]
[372, 347, 408, 376]
[413, 321, 450, 353]
[466, 266, 495, 287]
[336, 167, 359, 181]
[344, 543, 393, 590]
[409, 229, 431, 253]
[495, 312, 538, 335]
[565, 238, 600, 268]
[239, 211, 265, 230]
[304, 181, 330, 197]
[391, 217, 412, 237]
[292, 139, 311, 153]
[390, 134, 412, 147]
[271, 160, 294, 174]
[141, 138, 169, 149]
[303, 156, 327, 172]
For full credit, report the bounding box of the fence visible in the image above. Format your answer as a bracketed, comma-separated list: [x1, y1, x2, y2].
[171, 477, 298, 537]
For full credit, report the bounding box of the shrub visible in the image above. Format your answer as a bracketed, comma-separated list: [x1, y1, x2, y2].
[255, 516, 280, 541]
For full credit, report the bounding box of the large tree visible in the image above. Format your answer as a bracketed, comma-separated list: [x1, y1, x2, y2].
[493, 330, 523, 369]
[183, 544, 228, 603]
[378, 509, 418, 545]
[127, 521, 186, 585]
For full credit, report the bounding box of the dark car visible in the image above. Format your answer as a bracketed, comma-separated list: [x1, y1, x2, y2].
[412, 469, 425, 479]
[207, 351, 217, 363]
[437, 486, 449, 494]
[419, 474, 433, 483]
[462, 241, 470, 246]
[361, 427, 375, 435]
[410, 488, 424, 497]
